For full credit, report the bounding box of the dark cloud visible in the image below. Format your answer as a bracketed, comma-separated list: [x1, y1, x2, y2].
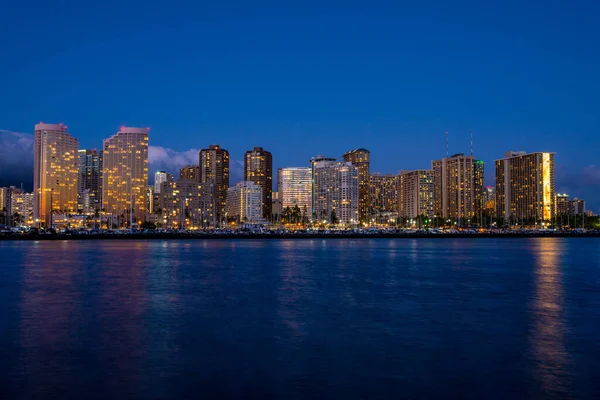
[0, 130, 34, 190]
[148, 146, 244, 184]
[555, 163, 600, 211]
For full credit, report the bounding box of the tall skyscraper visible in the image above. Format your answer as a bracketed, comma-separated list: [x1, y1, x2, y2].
[495, 151, 555, 223]
[343, 149, 370, 223]
[102, 127, 149, 225]
[154, 171, 168, 194]
[34, 123, 79, 227]
[199, 144, 229, 222]
[399, 170, 434, 218]
[78, 149, 103, 213]
[312, 157, 358, 225]
[226, 181, 264, 224]
[180, 165, 200, 182]
[432, 154, 475, 221]
[244, 147, 273, 219]
[473, 160, 485, 218]
[369, 174, 400, 222]
[277, 167, 312, 216]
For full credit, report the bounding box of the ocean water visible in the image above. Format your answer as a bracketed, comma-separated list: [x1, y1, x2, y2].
[1, 238, 599, 399]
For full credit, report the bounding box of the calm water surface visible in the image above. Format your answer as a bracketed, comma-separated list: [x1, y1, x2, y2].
[1, 238, 599, 399]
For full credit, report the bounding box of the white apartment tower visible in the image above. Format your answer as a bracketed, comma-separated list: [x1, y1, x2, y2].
[277, 167, 312, 214]
[226, 181, 264, 224]
[311, 156, 358, 225]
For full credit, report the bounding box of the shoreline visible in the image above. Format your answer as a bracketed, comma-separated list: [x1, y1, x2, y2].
[1, 232, 599, 240]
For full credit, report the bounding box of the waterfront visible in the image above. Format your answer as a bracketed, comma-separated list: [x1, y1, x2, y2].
[1, 239, 599, 399]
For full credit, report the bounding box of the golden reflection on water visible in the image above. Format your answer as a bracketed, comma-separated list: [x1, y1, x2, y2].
[531, 238, 570, 396]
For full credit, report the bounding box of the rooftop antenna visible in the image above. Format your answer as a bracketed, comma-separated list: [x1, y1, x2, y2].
[470, 130, 473, 157]
[445, 131, 449, 158]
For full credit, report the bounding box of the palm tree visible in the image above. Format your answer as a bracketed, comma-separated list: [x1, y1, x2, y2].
[0, 207, 6, 226]
[292, 205, 301, 225]
[330, 210, 338, 225]
[13, 212, 22, 227]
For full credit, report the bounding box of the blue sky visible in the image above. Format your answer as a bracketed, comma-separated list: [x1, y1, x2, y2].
[1, 1, 599, 209]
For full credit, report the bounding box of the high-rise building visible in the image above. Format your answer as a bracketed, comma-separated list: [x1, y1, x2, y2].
[485, 186, 496, 217]
[11, 190, 34, 226]
[154, 171, 168, 194]
[569, 198, 586, 215]
[343, 149, 370, 223]
[432, 154, 475, 221]
[555, 193, 569, 216]
[0, 187, 10, 215]
[226, 181, 264, 224]
[34, 123, 79, 227]
[399, 170, 434, 219]
[180, 165, 200, 183]
[102, 127, 149, 225]
[199, 145, 229, 222]
[277, 167, 312, 216]
[271, 191, 282, 222]
[158, 178, 215, 228]
[370, 174, 400, 221]
[244, 147, 273, 220]
[78, 149, 103, 213]
[495, 151, 555, 223]
[473, 160, 485, 218]
[311, 157, 358, 225]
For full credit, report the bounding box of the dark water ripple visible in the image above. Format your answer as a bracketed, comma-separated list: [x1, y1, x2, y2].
[1, 238, 599, 399]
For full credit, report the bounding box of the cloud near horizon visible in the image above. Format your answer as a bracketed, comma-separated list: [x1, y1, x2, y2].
[148, 146, 244, 184]
[0, 130, 244, 188]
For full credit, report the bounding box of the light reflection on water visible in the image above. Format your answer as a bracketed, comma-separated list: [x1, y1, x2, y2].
[530, 238, 570, 397]
[1, 238, 599, 399]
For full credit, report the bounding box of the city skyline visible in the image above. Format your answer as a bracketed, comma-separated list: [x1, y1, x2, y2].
[1, 2, 598, 209]
[0, 125, 597, 211]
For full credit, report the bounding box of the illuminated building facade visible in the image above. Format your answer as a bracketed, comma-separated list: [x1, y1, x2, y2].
[399, 170, 434, 218]
[158, 178, 215, 228]
[485, 187, 496, 217]
[277, 167, 312, 216]
[311, 157, 358, 225]
[473, 160, 485, 217]
[369, 174, 400, 218]
[180, 165, 200, 183]
[555, 193, 569, 216]
[495, 151, 555, 222]
[199, 144, 229, 222]
[432, 154, 475, 221]
[569, 198, 586, 215]
[34, 123, 79, 227]
[154, 171, 168, 194]
[77, 149, 102, 213]
[271, 191, 282, 221]
[102, 127, 149, 225]
[226, 181, 264, 224]
[343, 148, 370, 223]
[0, 187, 11, 215]
[11, 190, 34, 226]
[244, 147, 273, 219]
